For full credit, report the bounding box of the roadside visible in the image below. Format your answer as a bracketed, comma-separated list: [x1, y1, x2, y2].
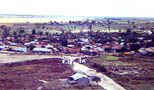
[73, 62, 126, 90]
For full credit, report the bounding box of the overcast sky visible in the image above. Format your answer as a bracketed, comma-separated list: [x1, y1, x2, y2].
[0, 0, 153, 17]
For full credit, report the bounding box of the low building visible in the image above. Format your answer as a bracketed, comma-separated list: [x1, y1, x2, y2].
[69, 73, 89, 86]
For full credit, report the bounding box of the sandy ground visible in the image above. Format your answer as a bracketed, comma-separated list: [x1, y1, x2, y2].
[0, 53, 125, 90]
[0, 54, 61, 64]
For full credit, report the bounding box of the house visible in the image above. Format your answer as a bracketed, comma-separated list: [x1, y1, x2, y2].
[76, 77, 89, 86]
[9, 42, 17, 46]
[69, 73, 87, 81]
[69, 73, 89, 86]
[0, 45, 6, 50]
[33, 48, 52, 53]
[12, 47, 27, 53]
[45, 44, 54, 49]
[138, 48, 147, 55]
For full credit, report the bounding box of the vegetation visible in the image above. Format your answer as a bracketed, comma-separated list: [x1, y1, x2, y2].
[99, 56, 119, 60]
[92, 63, 107, 72]
[92, 77, 101, 83]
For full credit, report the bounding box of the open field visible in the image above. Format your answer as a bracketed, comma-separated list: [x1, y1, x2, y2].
[0, 17, 85, 23]
[1, 17, 154, 36]
[0, 58, 74, 89]
[85, 55, 154, 90]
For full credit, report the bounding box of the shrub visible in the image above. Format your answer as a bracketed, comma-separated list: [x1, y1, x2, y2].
[92, 63, 100, 68]
[97, 65, 107, 72]
[74, 84, 84, 89]
[92, 77, 101, 83]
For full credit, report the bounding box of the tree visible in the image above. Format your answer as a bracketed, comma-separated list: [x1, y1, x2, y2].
[107, 19, 111, 33]
[32, 29, 36, 35]
[92, 77, 101, 83]
[13, 31, 17, 36]
[19, 29, 24, 33]
[29, 44, 36, 51]
[0, 25, 10, 39]
[45, 32, 49, 36]
[39, 31, 43, 36]
[126, 28, 131, 35]
[88, 24, 92, 32]
[19, 28, 25, 36]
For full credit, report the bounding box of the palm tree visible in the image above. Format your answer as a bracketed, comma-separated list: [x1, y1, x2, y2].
[107, 19, 111, 33]
[88, 24, 92, 32]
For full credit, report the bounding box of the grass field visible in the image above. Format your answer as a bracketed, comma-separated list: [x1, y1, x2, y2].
[85, 55, 154, 90]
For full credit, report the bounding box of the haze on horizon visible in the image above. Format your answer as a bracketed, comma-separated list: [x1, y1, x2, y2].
[0, 0, 153, 17]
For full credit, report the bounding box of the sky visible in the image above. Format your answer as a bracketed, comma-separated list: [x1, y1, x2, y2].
[0, 0, 154, 17]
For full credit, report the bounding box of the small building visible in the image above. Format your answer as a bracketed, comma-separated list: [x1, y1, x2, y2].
[69, 73, 89, 86]
[12, 47, 27, 53]
[0, 45, 6, 50]
[33, 48, 52, 53]
[69, 73, 87, 81]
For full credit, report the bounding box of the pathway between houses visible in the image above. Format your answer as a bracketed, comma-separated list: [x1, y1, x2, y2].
[0, 54, 126, 90]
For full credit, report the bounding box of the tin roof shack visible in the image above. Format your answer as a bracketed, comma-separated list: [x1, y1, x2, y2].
[32, 48, 52, 54]
[139, 47, 154, 55]
[69, 73, 89, 88]
[0, 45, 6, 50]
[12, 47, 27, 53]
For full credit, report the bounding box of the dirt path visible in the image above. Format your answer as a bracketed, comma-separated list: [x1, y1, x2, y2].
[0, 54, 61, 63]
[73, 63, 126, 90]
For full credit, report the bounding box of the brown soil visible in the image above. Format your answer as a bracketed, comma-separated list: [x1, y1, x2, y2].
[0, 58, 74, 90]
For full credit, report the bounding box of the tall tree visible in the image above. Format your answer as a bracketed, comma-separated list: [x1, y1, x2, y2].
[88, 24, 92, 32]
[32, 29, 36, 35]
[13, 31, 17, 36]
[107, 19, 111, 33]
[45, 32, 49, 36]
[0, 25, 10, 39]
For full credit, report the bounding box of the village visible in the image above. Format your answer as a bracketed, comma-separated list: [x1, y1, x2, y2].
[0, 18, 154, 90]
[0, 21, 154, 56]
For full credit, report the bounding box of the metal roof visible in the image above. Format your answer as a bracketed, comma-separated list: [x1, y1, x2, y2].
[70, 73, 87, 81]
[12, 47, 27, 53]
[33, 48, 51, 52]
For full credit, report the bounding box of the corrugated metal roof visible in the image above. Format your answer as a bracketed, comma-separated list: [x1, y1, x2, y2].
[12, 47, 27, 52]
[33, 48, 51, 52]
[0, 46, 5, 49]
[70, 73, 87, 81]
[45, 45, 54, 48]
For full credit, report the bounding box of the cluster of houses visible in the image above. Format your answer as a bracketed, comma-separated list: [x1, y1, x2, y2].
[0, 27, 153, 56]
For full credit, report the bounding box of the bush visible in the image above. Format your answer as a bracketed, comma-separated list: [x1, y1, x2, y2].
[97, 65, 107, 72]
[92, 63, 99, 68]
[74, 84, 84, 89]
[92, 63, 107, 72]
[92, 77, 101, 83]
